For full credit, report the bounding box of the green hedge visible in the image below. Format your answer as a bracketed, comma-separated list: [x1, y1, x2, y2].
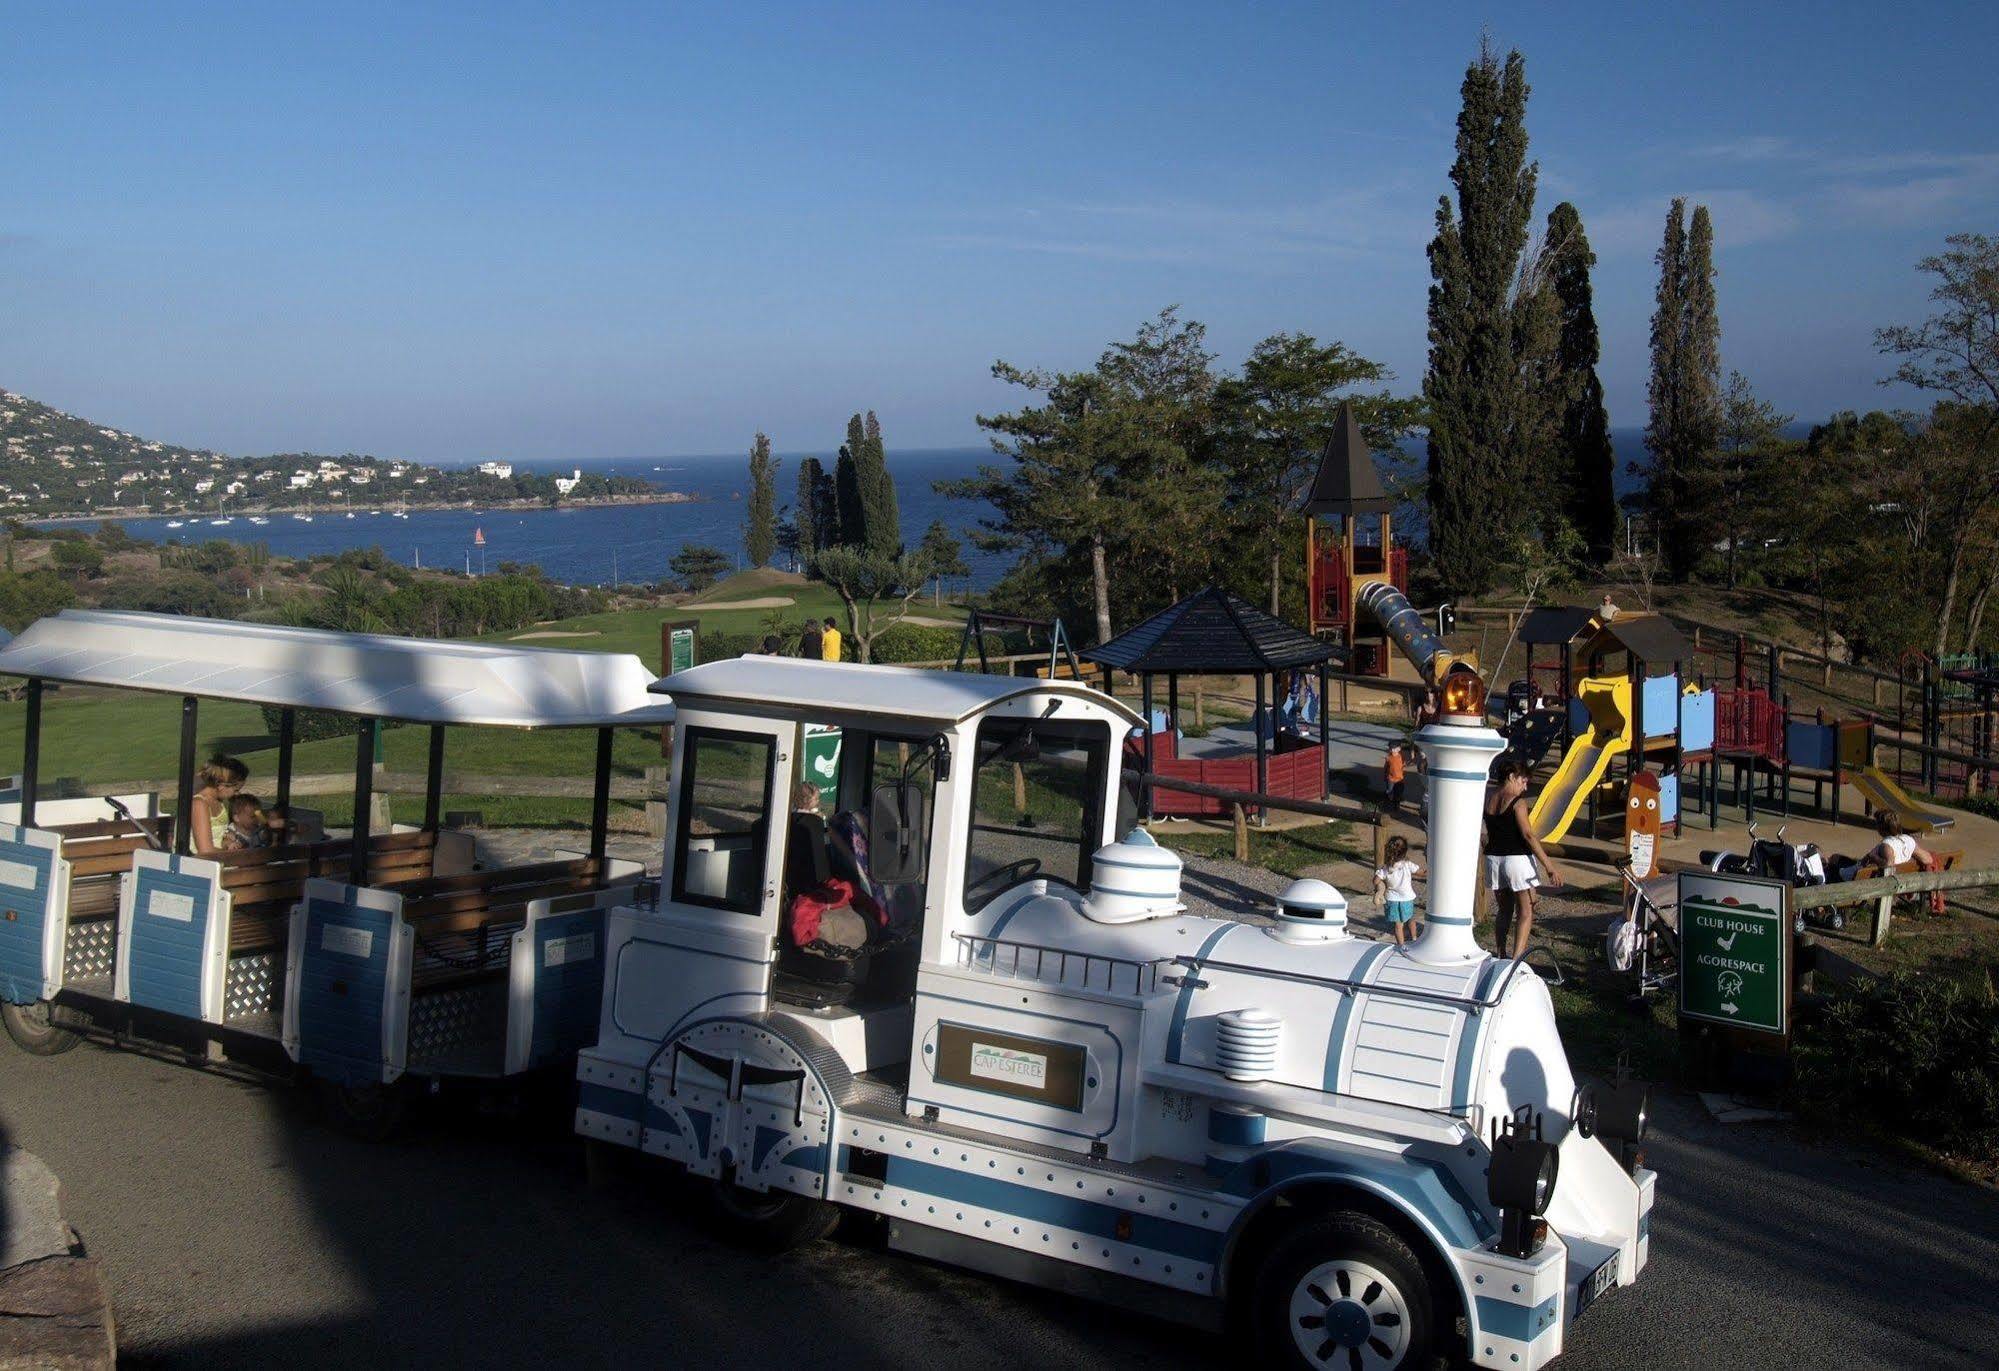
[1798, 970, 1999, 1157]
[257, 706, 409, 744]
[870, 623, 969, 663]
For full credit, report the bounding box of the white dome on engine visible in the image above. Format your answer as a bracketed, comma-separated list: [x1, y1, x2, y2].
[1271, 877, 1350, 943]
[1084, 828, 1184, 923]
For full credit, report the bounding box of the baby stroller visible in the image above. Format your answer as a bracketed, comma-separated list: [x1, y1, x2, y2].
[1609, 860, 1678, 999]
[1699, 822, 1840, 934]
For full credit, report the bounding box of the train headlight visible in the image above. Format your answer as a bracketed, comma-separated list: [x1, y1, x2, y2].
[1597, 1079, 1649, 1144]
[1490, 1133, 1560, 1217]
[1440, 664, 1487, 724]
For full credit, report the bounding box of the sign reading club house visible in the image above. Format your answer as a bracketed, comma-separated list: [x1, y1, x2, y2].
[1676, 869, 1790, 1036]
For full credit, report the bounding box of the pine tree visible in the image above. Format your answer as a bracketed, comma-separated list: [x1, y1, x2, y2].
[860, 409, 901, 558]
[1543, 202, 1616, 564]
[795, 456, 825, 570]
[1423, 41, 1540, 597]
[834, 414, 867, 548]
[744, 432, 777, 567]
[1646, 200, 1722, 579]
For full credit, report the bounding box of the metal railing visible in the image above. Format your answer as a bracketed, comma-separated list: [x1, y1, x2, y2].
[951, 931, 1168, 996]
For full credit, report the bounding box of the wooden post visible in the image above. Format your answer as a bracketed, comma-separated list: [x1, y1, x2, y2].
[1871, 893, 1893, 948]
[1253, 673, 1268, 823]
[1195, 678, 1205, 728]
[1012, 762, 1028, 816]
[645, 765, 670, 840]
[1232, 802, 1250, 862]
[1373, 815, 1387, 868]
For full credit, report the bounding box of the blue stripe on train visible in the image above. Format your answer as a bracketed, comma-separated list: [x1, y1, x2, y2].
[295, 895, 394, 1085]
[126, 863, 215, 1020]
[526, 908, 608, 1068]
[1475, 1294, 1560, 1342]
[879, 1156, 1222, 1263]
[0, 836, 55, 1005]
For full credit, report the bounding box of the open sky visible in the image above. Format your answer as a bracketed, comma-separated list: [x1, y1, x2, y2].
[3, 2, 1994, 464]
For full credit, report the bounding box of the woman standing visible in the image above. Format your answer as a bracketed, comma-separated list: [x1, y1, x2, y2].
[1483, 755, 1562, 958]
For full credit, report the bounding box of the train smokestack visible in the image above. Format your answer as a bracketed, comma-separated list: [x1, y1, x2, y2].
[1408, 665, 1503, 965]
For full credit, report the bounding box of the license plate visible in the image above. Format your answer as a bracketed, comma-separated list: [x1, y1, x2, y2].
[1575, 1255, 1618, 1316]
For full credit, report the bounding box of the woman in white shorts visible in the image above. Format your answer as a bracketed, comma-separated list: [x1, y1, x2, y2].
[1484, 754, 1563, 958]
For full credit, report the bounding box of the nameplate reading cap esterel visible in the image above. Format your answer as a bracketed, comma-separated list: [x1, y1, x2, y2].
[934, 1022, 1086, 1112]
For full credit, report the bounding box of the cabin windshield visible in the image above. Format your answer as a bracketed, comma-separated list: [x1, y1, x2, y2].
[962, 718, 1109, 913]
[672, 726, 775, 915]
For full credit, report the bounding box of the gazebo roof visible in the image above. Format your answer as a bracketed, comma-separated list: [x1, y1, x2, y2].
[1299, 402, 1393, 517]
[1583, 613, 1694, 665]
[1082, 587, 1344, 674]
[1518, 606, 1599, 647]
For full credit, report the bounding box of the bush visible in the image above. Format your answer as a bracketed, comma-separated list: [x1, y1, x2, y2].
[99, 572, 239, 619]
[1797, 969, 1999, 1157]
[257, 705, 408, 744]
[0, 570, 76, 633]
[869, 623, 966, 664]
[50, 540, 105, 577]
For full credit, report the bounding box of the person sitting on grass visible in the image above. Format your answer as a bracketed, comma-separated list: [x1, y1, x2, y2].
[1483, 754, 1563, 959]
[1373, 835, 1425, 947]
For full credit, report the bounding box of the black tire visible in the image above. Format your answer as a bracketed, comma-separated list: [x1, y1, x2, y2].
[1250, 1211, 1434, 1371]
[317, 1078, 410, 1143]
[2, 999, 83, 1056]
[699, 1175, 840, 1253]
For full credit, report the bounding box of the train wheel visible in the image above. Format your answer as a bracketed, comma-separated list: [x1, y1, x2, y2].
[700, 1175, 840, 1253]
[317, 1078, 409, 1142]
[1252, 1212, 1433, 1371]
[2, 1000, 82, 1056]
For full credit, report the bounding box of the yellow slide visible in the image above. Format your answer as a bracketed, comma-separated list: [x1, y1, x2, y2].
[1528, 676, 1633, 843]
[1849, 765, 1956, 834]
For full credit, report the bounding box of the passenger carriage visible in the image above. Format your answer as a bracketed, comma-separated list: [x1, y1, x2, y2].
[579, 656, 1653, 1369]
[0, 611, 670, 1128]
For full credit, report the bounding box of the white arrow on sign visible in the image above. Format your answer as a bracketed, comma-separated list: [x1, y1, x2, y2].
[1721, 1003, 1739, 1015]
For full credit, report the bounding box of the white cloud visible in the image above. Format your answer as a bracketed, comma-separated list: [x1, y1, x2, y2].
[1589, 189, 1800, 256]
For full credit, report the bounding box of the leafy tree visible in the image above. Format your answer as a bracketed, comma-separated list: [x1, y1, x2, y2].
[50, 539, 105, 579]
[813, 545, 934, 662]
[860, 410, 901, 558]
[1645, 200, 1722, 580]
[0, 570, 75, 632]
[835, 418, 864, 547]
[668, 543, 729, 593]
[1423, 40, 1541, 597]
[917, 520, 969, 604]
[1541, 202, 1616, 564]
[744, 432, 777, 567]
[1875, 234, 1999, 654]
[795, 457, 827, 570]
[1689, 372, 1791, 590]
[1213, 334, 1419, 614]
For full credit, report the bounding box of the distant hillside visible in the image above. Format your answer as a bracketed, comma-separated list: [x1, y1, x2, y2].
[0, 388, 656, 518]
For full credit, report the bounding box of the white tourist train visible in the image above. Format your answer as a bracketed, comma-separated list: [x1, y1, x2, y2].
[579, 655, 1653, 1369]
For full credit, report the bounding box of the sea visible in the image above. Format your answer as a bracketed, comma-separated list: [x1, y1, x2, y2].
[44, 430, 1662, 593]
[53, 448, 1013, 591]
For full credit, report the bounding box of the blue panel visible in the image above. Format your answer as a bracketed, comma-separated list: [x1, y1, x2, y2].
[0, 838, 55, 1005]
[1567, 697, 1588, 736]
[295, 895, 394, 1085]
[576, 1081, 642, 1121]
[526, 908, 608, 1068]
[1658, 771, 1679, 824]
[881, 1156, 1222, 1262]
[1475, 1294, 1560, 1342]
[1641, 674, 1679, 733]
[752, 1124, 790, 1171]
[1681, 689, 1715, 753]
[1787, 720, 1836, 772]
[126, 863, 215, 1019]
[779, 1143, 826, 1173]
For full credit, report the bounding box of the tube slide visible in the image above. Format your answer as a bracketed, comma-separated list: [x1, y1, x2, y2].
[1356, 582, 1447, 682]
[1528, 675, 1633, 843]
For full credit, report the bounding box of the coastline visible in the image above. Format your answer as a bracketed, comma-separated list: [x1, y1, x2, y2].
[27, 489, 700, 526]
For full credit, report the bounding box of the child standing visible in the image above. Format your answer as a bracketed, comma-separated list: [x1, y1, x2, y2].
[1383, 742, 1407, 812]
[1374, 836, 1425, 946]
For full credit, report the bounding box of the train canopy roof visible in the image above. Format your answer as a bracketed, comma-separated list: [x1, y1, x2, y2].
[649, 655, 1142, 728]
[0, 610, 676, 729]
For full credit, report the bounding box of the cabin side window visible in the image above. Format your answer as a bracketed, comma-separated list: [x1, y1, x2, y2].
[672, 727, 775, 915]
[962, 719, 1109, 913]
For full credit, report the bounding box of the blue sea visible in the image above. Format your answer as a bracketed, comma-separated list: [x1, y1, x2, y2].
[58, 448, 1012, 591]
[51, 429, 1663, 592]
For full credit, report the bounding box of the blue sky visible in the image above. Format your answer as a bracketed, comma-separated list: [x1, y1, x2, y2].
[2, 2, 1994, 463]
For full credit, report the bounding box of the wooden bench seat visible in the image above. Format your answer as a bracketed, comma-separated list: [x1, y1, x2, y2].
[401, 859, 610, 990]
[1856, 847, 1963, 883]
[217, 830, 445, 955]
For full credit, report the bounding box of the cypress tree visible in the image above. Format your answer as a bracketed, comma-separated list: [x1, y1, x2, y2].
[1423, 41, 1539, 596]
[835, 413, 867, 548]
[795, 456, 824, 569]
[744, 432, 777, 567]
[860, 409, 901, 557]
[1543, 202, 1616, 564]
[1646, 200, 1722, 579]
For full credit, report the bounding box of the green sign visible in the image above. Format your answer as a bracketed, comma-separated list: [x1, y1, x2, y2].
[668, 626, 696, 675]
[802, 725, 842, 809]
[1677, 870, 1790, 1035]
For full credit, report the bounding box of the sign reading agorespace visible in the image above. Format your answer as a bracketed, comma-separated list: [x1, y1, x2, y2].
[1677, 869, 1790, 1036]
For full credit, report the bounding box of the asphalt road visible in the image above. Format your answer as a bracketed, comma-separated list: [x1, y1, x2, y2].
[2, 1039, 1996, 1369]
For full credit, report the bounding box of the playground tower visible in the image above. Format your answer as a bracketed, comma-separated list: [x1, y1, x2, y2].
[1301, 403, 1407, 674]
